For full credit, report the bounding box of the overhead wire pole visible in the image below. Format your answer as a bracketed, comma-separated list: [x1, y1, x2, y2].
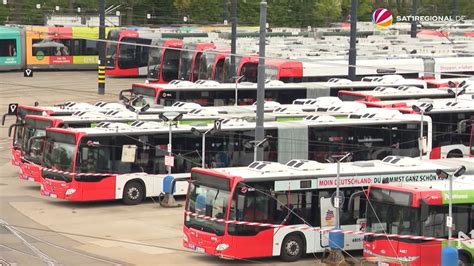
[348, 0, 357, 81]
[98, 0, 106, 95]
[452, 0, 458, 17]
[410, 0, 417, 38]
[229, 0, 237, 79]
[255, 1, 267, 161]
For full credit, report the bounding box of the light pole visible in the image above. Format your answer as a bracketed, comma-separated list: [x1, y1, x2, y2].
[191, 121, 221, 168]
[244, 138, 268, 162]
[448, 80, 467, 103]
[436, 166, 466, 246]
[233, 75, 245, 106]
[412, 103, 433, 160]
[334, 153, 352, 229]
[125, 102, 150, 120]
[159, 112, 183, 174]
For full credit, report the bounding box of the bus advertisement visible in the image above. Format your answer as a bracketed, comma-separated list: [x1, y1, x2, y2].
[182, 157, 474, 261]
[363, 178, 474, 265]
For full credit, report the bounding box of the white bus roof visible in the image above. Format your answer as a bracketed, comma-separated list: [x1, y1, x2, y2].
[199, 157, 474, 185]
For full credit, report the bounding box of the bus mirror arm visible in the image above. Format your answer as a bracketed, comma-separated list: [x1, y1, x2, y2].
[348, 190, 367, 219]
[2, 113, 9, 126]
[8, 122, 22, 137]
[119, 89, 133, 103]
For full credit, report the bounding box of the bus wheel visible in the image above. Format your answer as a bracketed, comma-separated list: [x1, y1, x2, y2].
[280, 234, 304, 262]
[458, 253, 471, 266]
[122, 181, 144, 205]
[447, 150, 463, 158]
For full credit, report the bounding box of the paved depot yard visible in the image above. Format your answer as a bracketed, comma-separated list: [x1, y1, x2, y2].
[0, 71, 358, 265]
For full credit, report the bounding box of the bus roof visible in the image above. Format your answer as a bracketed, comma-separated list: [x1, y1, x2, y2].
[44, 111, 428, 137]
[193, 157, 474, 187]
[367, 97, 474, 113]
[132, 80, 309, 91]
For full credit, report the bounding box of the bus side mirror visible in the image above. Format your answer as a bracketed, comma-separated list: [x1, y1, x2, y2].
[420, 199, 429, 221]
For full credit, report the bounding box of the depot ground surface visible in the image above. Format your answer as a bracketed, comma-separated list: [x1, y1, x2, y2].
[0, 71, 362, 265]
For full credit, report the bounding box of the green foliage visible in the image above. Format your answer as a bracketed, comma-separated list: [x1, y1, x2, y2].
[0, 5, 9, 24]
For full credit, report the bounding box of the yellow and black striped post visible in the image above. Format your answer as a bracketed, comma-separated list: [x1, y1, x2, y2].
[98, 65, 105, 94]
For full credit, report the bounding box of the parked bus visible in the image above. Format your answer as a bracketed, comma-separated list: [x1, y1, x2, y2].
[364, 98, 474, 159]
[39, 110, 431, 204]
[197, 50, 229, 81]
[19, 104, 361, 183]
[182, 157, 474, 261]
[364, 178, 474, 265]
[106, 28, 183, 78]
[146, 39, 183, 83]
[177, 43, 216, 82]
[0, 26, 24, 71]
[3, 102, 128, 167]
[338, 82, 473, 102]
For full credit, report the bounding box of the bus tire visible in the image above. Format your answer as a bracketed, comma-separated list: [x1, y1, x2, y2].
[122, 181, 145, 205]
[447, 149, 463, 158]
[458, 252, 472, 266]
[280, 234, 304, 262]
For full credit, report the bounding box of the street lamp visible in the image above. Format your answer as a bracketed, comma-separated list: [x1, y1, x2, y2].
[435, 166, 466, 246]
[412, 103, 433, 160]
[448, 80, 467, 103]
[244, 138, 268, 162]
[233, 75, 245, 106]
[159, 112, 183, 174]
[191, 120, 222, 168]
[332, 153, 352, 229]
[125, 102, 150, 120]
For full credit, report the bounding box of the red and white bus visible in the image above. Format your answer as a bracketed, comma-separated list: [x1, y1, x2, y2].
[182, 157, 473, 261]
[363, 178, 474, 265]
[177, 43, 216, 82]
[40, 111, 432, 204]
[146, 38, 183, 83]
[197, 50, 229, 81]
[3, 102, 121, 167]
[106, 29, 183, 78]
[362, 98, 474, 159]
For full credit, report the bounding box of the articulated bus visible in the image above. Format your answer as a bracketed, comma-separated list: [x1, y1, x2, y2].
[18, 103, 363, 183]
[183, 157, 474, 261]
[0, 26, 24, 71]
[106, 29, 183, 78]
[363, 98, 474, 159]
[364, 178, 474, 265]
[129, 80, 331, 107]
[178, 43, 216, 82]
[39, 110, 431, 204]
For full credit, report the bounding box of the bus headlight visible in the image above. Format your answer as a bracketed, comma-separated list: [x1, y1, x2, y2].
[216, 243, 229, 251]
[65, 188, 76, 195]
[183, 234, 188, 242]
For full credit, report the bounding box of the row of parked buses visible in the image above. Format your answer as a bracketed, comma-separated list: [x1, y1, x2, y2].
[3, 76, 474, 265]
[104, 28, 474, 82]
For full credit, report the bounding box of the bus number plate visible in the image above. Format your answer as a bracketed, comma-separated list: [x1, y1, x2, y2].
[195, 247, 205, 253]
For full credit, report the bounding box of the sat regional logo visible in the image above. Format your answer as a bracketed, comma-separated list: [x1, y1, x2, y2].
[372, 8, 393, 29]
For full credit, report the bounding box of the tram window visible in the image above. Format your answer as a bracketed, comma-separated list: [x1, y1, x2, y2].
[0, 39, 17, 57]
[32, 39, 72, 56]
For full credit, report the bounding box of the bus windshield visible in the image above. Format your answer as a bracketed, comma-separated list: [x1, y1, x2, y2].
[366, 188, 419, 236]
[22, 127, 46, 164]
[185, 172, 231, 236]
[42, 135, 76, 172]
[106, 31, 119, 68]
[198, 53, 216, 80]
[162, 48, 180, 82]
[179, 50, 194, 81]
